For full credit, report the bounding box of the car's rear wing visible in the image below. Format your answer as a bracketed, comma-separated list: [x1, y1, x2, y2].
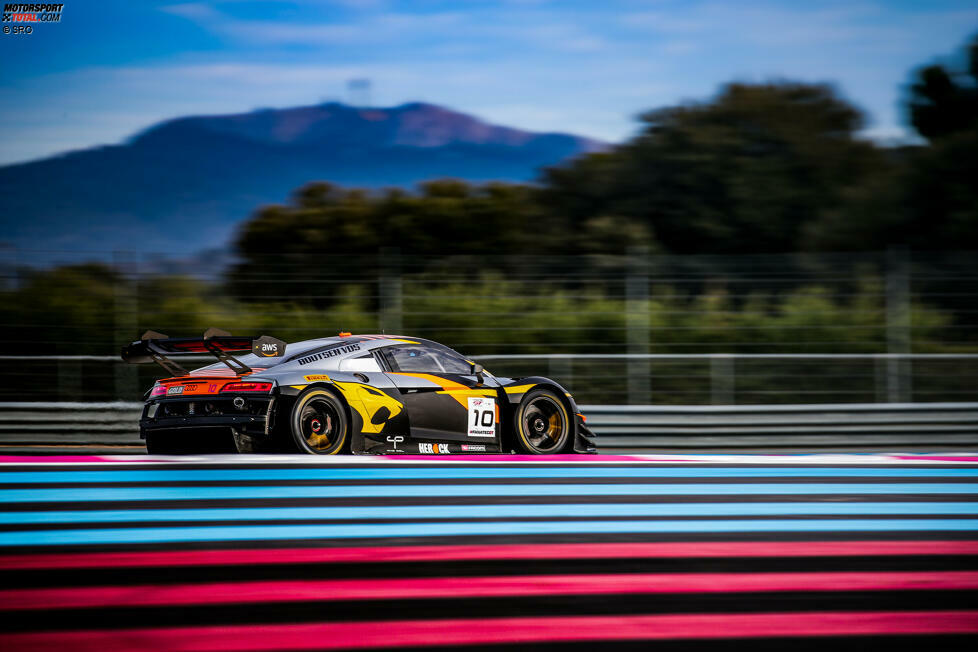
[122, 328, 286, 376]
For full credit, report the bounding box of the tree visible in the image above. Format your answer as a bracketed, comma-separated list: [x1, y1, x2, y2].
[0, 264, 122, 355]
[542, 82, 882, 255]
[908, 35, 978, 141]
[229, 181, 552, 304]
[810, 36, 978, 251]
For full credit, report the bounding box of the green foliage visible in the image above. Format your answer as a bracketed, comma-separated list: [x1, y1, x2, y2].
[1, 264, 966, 405]
[908, 35, 978, 141]
[0, 264, 121, 354]
[4, 266, 955, 356]
[901, 128, 978, 249]
[228, 180, 614, 302]
[400, 275, 627, 354]
[541, 83, 883, 255]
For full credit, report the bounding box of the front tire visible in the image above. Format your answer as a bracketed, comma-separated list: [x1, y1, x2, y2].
[514, 388, 572, 454]
[290, 388, 350, 455]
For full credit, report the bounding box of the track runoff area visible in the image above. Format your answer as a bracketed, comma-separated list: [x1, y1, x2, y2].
[0, 453, 976, 650]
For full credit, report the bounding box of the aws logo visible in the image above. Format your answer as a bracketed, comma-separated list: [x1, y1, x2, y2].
[252, 336, 286, 358]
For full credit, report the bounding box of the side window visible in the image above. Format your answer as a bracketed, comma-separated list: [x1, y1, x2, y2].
[339, 355, 382, 373]
[385, 346, 472, 375]
[430, 349, 473, 374]
[385, 346, 441, 373]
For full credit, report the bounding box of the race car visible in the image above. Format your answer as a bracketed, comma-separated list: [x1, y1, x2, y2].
[122, 329, 596, 455]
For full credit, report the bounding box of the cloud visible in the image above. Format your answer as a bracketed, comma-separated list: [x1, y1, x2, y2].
[660, 40, 699, 55]
[622, 2, 978, 52]
[163, 3, 466, 47]
[160, 3, 221, 21]
[160, 1, 608, 55]
[510, 23, 608, 53]
[622, 11, 706, 35]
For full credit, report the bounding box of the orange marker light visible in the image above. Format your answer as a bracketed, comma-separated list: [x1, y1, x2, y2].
[338, 331, 352, 337]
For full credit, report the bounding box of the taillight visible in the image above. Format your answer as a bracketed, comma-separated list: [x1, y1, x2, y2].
[221, 382, 273, 393]
[150, 384, 167, 397]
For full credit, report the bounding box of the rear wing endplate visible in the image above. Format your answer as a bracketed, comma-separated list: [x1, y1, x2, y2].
[121, 329, 286, 376]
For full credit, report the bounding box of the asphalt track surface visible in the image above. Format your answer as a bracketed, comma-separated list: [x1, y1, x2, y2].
[0, 452, 976, 651]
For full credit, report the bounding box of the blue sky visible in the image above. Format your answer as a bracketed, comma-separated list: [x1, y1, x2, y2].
[1, 0, 976, 165]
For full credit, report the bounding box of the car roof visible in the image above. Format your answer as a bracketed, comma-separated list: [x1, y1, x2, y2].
[189, 334, 465, 376]
[280, 334, 462, 362]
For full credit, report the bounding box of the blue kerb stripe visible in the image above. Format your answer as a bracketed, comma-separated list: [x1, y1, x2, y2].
[1, 483, 976, 503]
[2, 502, 976, 524]
[3, 518, 978, 546]
[3, 467, 978, 483]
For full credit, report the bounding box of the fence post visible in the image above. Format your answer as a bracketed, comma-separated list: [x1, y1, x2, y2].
[710, 355, 735, 405]
[625, 248, 651, 404]
[886, 247, 911, 402]
[113, 252, 139, 401]
[874, 356, 888, 403]
[379, 248, 403, 334]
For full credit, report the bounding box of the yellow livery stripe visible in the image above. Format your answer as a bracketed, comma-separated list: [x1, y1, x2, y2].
[392, 373, 496, 408]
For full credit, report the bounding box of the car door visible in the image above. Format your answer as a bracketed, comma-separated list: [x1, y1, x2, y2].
[379, 344, 501, 444]
[335, 353, 410, 438]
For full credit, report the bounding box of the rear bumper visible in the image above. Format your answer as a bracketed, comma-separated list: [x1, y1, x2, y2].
[139, 396, 276, 439]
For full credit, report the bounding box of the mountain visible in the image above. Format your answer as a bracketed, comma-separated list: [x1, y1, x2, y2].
[0, 102, 604, 258]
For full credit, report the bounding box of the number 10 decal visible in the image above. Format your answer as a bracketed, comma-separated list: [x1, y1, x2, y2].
[467, 397, 496, 437]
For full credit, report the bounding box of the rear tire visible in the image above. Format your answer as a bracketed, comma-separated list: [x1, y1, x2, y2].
[514, 388, 572, 454]
[290, 388, 350, 455]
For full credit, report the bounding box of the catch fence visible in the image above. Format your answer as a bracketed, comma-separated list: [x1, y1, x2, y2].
[1, 353, 976, 406]
[2, 248, 976, 404]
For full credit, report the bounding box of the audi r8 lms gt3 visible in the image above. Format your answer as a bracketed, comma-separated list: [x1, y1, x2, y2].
[122, 329, 596, 455]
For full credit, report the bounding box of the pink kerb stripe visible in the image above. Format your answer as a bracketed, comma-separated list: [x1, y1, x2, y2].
[2, 571, 977, 611]
[0, 456, 129, 464]
[894, 455, 978, 462]
[1, 540, 976, 571]
[2, 611, 977, 651]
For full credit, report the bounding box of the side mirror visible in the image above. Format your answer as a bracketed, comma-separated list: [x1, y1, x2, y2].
[471, 362, 485, 384]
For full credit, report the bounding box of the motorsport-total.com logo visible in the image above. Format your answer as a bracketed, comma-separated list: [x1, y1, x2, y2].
[2, 3, 64, 35]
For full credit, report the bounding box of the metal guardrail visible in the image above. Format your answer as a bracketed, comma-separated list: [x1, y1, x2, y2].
[0, 402, 144, 447]
[473, 353, 978, 405]
[0, 401, 976, 451]
[584, 402, 978, 449]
